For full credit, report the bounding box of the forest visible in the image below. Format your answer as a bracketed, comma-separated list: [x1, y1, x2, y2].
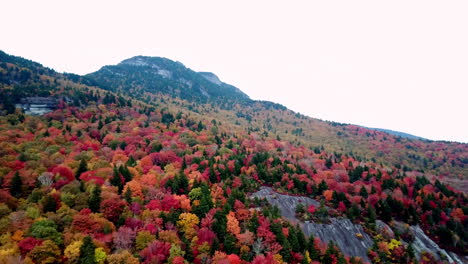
[0, 51, 467, 263]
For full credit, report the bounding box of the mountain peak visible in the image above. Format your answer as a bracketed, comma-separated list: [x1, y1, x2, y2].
[87, 55, 250, 103]
[119, 56, 181, 68]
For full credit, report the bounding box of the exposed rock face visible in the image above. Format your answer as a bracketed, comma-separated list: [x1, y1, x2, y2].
[251, 187, 467, 264]
[251, 187, 373, 262]
[251, 186, 320, 222]
[410, 225, 466, 264]
[302, 218, 374, 262]
[199, 72, 223, 85]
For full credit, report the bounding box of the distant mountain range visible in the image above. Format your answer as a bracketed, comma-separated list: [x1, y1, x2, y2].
[364, 127, 427, 141]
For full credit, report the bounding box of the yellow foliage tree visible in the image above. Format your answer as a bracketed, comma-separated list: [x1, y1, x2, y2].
[107, 250, 140, 264]
[27, 240, 61, 264]
[95, 248, 107, 264]
[177, 213, 199, 240]
[64, 240, 83, 263]
[158, 230, 181, 245]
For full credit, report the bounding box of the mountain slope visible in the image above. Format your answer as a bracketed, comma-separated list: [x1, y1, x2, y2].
[86, 56, 468, 192]
[0, 51, 467, 263]
[86, 56, 250, 105]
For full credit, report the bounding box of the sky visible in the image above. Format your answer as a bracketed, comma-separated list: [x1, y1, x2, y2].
[3, 0, 468, 142]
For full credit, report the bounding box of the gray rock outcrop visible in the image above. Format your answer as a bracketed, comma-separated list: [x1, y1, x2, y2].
[251, 186, 467, 264]
[251, 186, 373, 262]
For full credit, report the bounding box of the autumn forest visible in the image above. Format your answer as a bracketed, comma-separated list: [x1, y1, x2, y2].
[0, 51, 466, 264]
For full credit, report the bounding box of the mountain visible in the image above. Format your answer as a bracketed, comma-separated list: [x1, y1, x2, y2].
[0, 51, 467, 263]
[86, 56, 250, 105]
[364, 127, 427, 141]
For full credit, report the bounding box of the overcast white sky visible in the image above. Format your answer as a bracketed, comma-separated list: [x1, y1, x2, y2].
[3, 1, 468, 142]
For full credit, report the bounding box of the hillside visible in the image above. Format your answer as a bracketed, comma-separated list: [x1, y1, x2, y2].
[0, 51, 467, 263]
[87, 56, 468, 192]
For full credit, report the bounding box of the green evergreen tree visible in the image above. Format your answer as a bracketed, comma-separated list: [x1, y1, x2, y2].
[367, 205, 376, 222]
[337, 254, 347, 264]
[10, 172, 23, 197]
[209, 163, 218, 183]
[288, 226, 300, 252]
[224, 234, 238, 254]
[347, 203, 361, 221]
[322, 241, 339, 264]
[88, 185, 102, 213]
[119, 165, 132, 182]
[126, 156, 136, 167]
[406, 243, 415, 260]
[307, 234, 320, 260]
[78, 236, 97, 264]
[248, 212, 260, 234]
[359, 186, 368, 198]
[111, 167, 123, 194]
[212, 210, 227, 241]
[296, 225, 307, 253]
[76, 159, 88, 180]
[42, 195, 57, 213]
[193, 184, 213, 217]
[124, 187, 132, 204]
[318, 180, 328, 194]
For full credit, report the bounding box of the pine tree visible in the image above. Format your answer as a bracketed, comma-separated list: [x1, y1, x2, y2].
[126, 156, 136, 167]
[406, 243, 415, 260]
[209, 163, 218, 183]
[322, 241, 339, 264]
[43, 195, 57, 213]
[178, 172, 189, 194]
[76, 159, 88, 180]
[78, 236, 97, 264]
[10, 172, 23, 197]
[359, 186, 368, 198]
[111, 167, 123, 194]
[119, 165, 132, 182]
[224, 233, 238, 254]
[288, 226, 300, 252]
[307, 234, 320, 260]
[318, 180, 328, 194]
[124, 187, 132, 204]
[88, 185, 102, 213]
[296, 225, 307, 253]
[367, 205, 377, 224]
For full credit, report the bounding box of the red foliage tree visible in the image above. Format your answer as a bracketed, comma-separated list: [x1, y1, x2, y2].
[140, 240, 171, 264]
[18, 237, 43, 255]
[101, 198, 126, 223]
